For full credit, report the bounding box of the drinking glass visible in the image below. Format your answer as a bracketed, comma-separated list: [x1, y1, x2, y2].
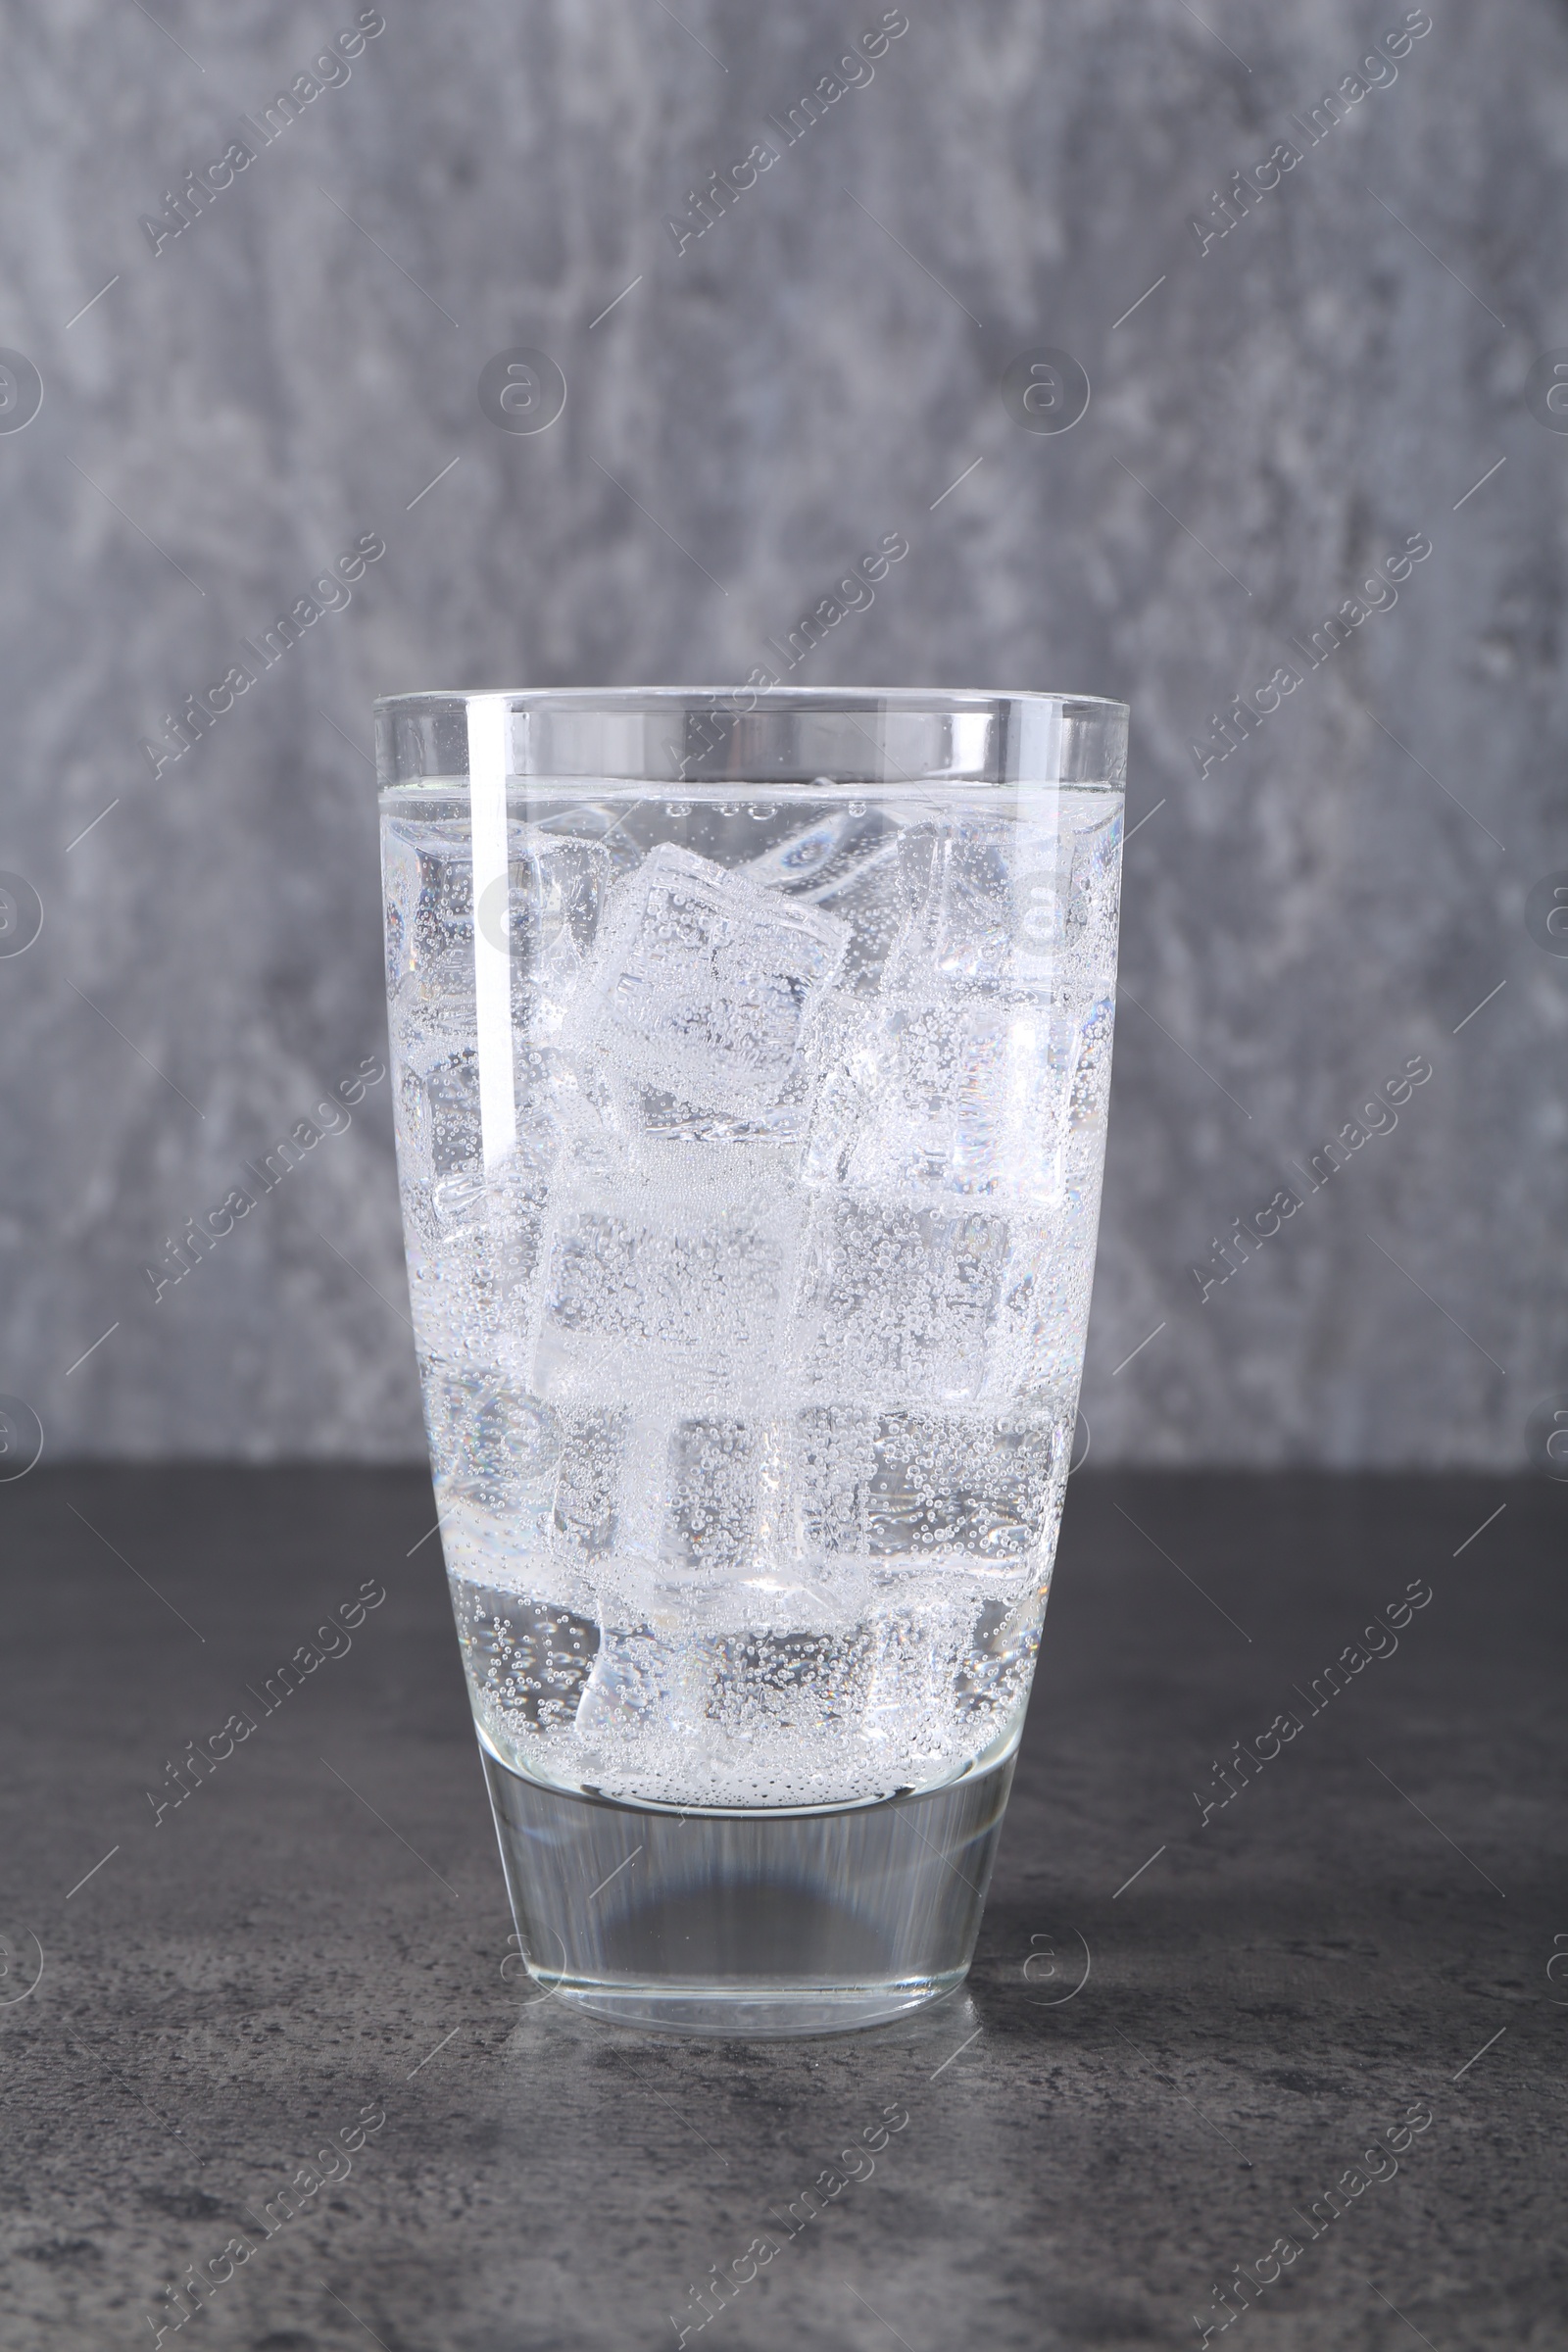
[374, 688, 1126, 2034]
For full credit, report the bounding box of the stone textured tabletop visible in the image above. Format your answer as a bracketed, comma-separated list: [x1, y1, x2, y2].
[2, 1468, 1562, 2350]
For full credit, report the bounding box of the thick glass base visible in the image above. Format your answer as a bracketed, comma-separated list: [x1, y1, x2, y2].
[480, 1740, 1015, 2038]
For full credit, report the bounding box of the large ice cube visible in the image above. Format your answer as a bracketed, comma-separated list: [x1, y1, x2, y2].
[474, 830, 610, 1036]
[790, 1402, 1066, 1567]
[396, 1045, 482, 1198]
[534, 1165, 801, 1401]
[792, 1196, 1010, 1402]
[572, 1625, 688, 1743]
[550, 1403, 629, 1557]
[690, 1624, 874, 1742]
[452, 1580, 600, 1742]
[384, 816, 609, 1034]
[382, 815, 473, 1004]
[986, 1208, 1098, 1398]
[427, 1371, 559, 1519]
[661, 1414, 760, 1572]
[566, 1410, 854, 1623]
[860, 1406, 1064, 1562]
[884, 817, 1065, 996]
[395, 1030, 624, 1278]
[407, 1221, 536, 1375]
[400, 1120, 558, 1372]
[805, 994, 1074, 1208]
[571, 1614, 882, 1804]
[566, 843, 848, 1119]
[394, 1037, 568, 1206]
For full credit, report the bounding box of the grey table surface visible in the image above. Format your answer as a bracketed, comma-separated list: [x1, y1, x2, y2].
[2, 1468, 1562, 2351]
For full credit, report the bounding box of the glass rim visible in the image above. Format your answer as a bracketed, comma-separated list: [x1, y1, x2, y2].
[373, 684, 1129, 718]
[375, 685, 1128, 791]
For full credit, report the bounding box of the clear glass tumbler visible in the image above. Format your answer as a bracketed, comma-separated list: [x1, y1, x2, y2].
[374, 688, 1127, 2034]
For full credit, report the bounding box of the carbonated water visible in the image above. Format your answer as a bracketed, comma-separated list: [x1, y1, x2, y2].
[380, 787, 1121, 1810]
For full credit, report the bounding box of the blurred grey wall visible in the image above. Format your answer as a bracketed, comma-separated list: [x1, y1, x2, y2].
[0, 0, 1562, 1467]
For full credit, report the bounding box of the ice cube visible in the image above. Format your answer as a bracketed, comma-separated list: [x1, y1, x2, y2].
[422, 1049, 483, 1185]
[571, 1625, 684, 1743]
[790, 1404, 873, 1561]
[534, 1166, 800, 1401]
[382, 816, 473, 1004]
[407, 1215, 540, 1375]
[857, 1582, 1031, 1764]
[989, 1211, 1098, 1396]
[691, 1625, 874, 1740]
[861, 1406, 1064, 1562]
[453, 1579, 600, 1740]
[396, 1026, 623, 1271]
[395, 1038, 565, 1204]
[661, 1414, 760, 1572]
[884, 816, 1066, 996]
[793, 1196, 1010, 1402]
[809, 828, 908, 995]
[427, 1371, 558, 1514]
[952, 1592, 1042, 1727]
[384, 818, 609, 1042]
[550, 1403, 628, 1557]
[566, 843, 848, 1120]
[397, 1081, 555, 1360]
[474, 830, 610, 1036]
[805, 994, 1073, 1208]
[790, 1402, 1065, 1567]
[570, 1411, 833, 1618]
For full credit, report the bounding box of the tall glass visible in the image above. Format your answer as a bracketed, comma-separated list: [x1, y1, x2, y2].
[374, 689, 1126, 2034]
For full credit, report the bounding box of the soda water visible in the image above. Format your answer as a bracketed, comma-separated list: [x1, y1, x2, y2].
[380, 787, 1121, 1812]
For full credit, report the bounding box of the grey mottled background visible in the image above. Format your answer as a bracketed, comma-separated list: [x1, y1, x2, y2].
[0, 0, 1561, 1466]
